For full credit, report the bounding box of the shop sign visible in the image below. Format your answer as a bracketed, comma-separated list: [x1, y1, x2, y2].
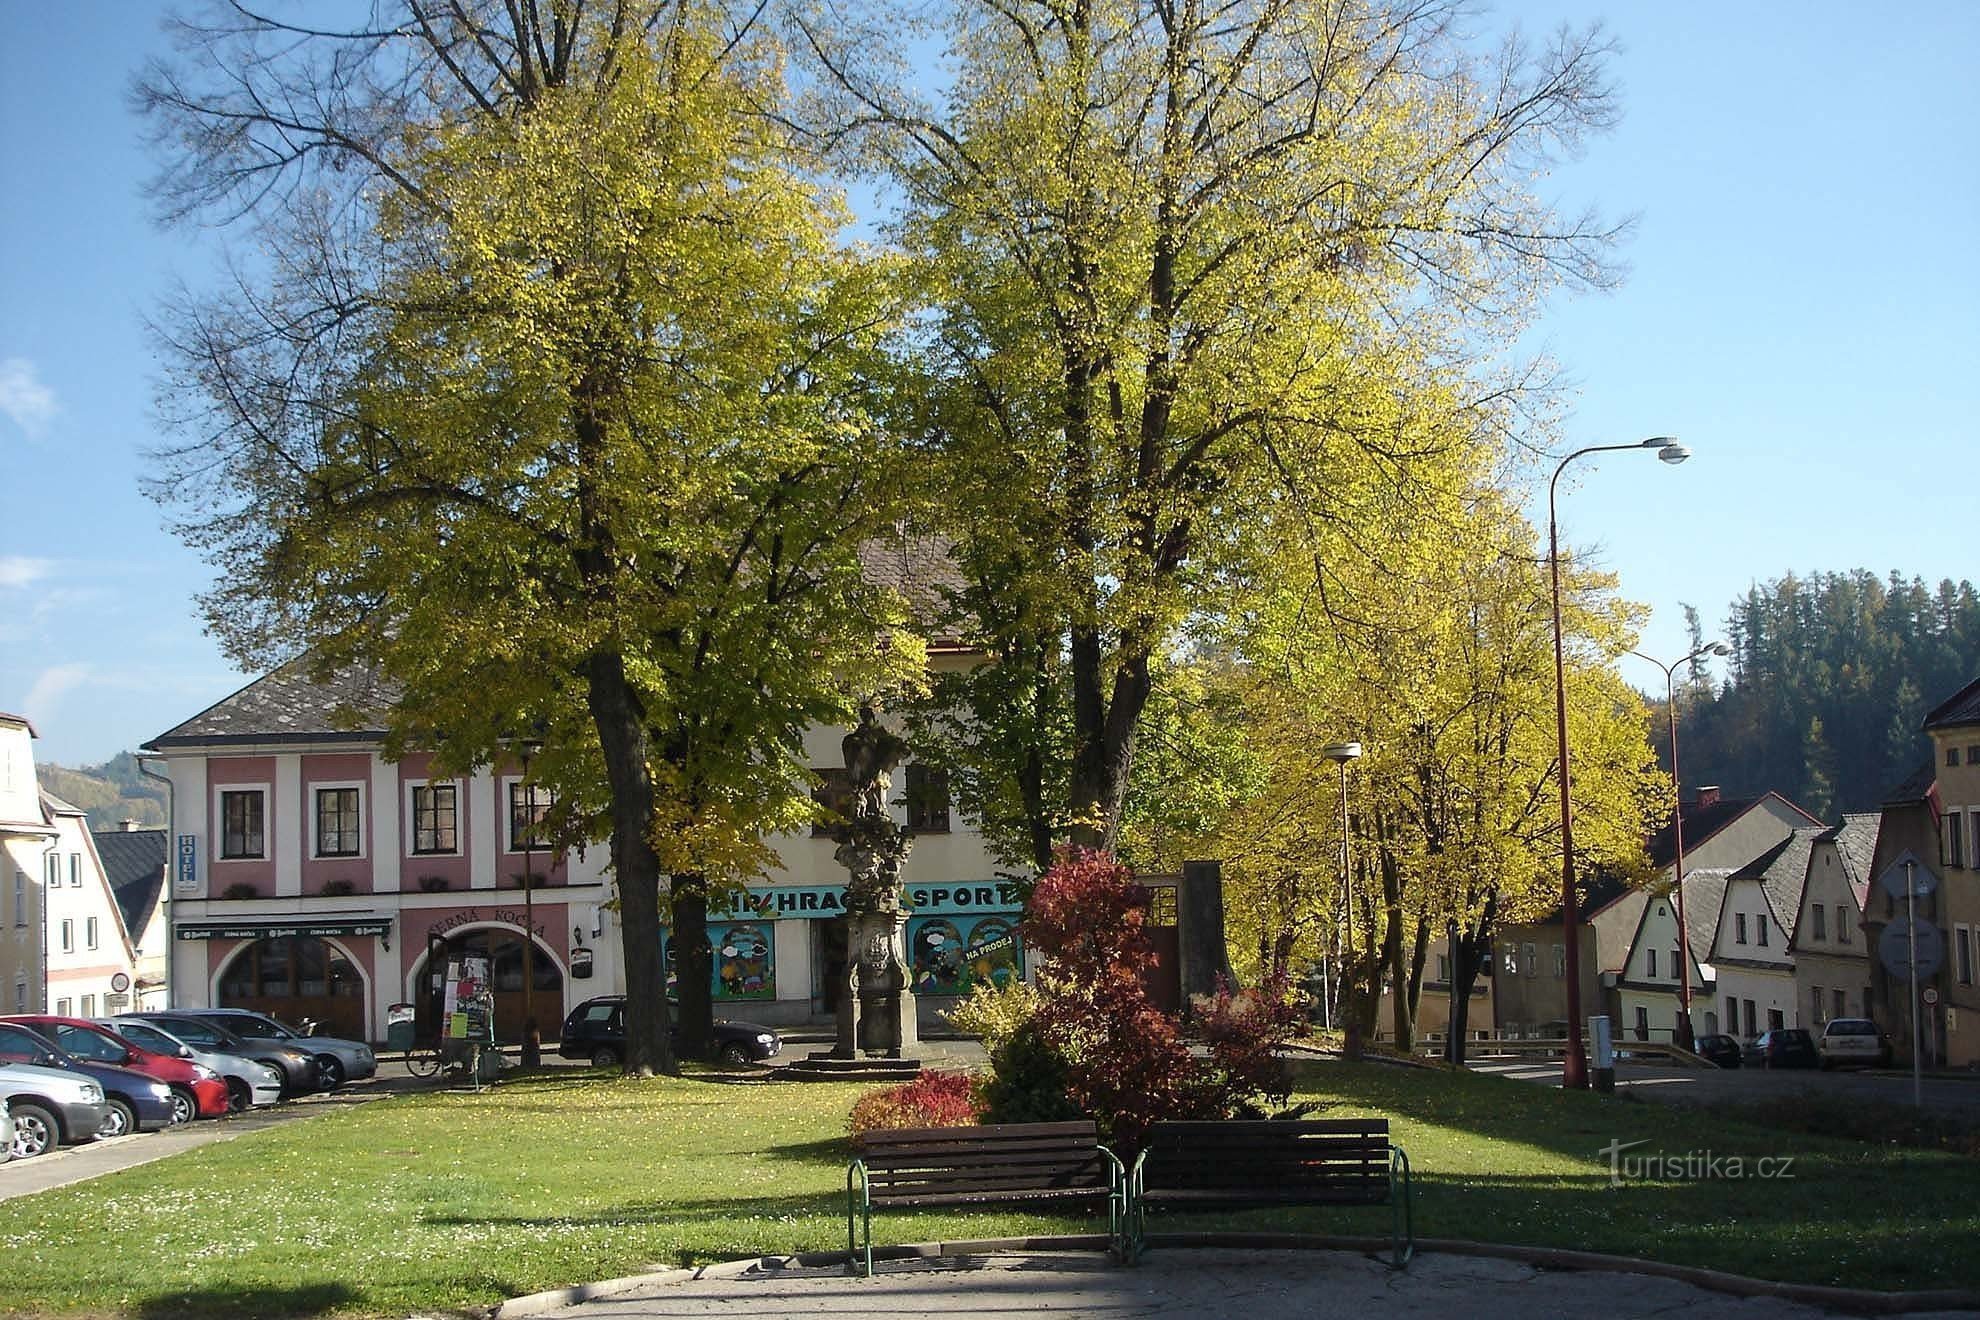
[706, 880, 1024, 920]
[177, 917, 392, 941]
[176, 835, 199, 893]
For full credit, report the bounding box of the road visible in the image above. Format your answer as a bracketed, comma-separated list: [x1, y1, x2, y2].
[1467, 1056, 1980, 1114]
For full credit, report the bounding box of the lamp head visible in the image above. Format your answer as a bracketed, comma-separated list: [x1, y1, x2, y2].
[1707, 642, 1732, 657]
[1654, 438, 1689, 464]
[1320, 741, 1363, 764]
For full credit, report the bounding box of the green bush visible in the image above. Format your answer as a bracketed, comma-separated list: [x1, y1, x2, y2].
[943, 978, 1043, 1054]
[979, 1020, 1083, 1126]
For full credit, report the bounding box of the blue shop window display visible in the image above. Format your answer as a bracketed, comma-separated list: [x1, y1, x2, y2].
[908, 914, 1024, 996]
[663, 921, 776, 1001]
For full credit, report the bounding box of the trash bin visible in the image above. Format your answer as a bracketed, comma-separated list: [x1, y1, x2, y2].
[386, 1003, 417, 1053]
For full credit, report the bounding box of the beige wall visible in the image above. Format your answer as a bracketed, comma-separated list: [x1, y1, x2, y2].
[0, 719, 54, 1013]
[1929, 725, 1980, 1065]
[1793, 835, 1871, 1025]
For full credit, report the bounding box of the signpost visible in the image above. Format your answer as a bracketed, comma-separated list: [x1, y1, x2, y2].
[1877, 852, 1941, 1106]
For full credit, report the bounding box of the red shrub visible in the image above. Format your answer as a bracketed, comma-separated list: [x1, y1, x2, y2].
[847, 1069, 982, 1137]
[1192, 973, 1302, 1117]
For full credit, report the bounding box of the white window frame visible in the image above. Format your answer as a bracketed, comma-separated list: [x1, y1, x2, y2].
[405, 778, 465, 857]
[79, 994, 94, 1017]
[310, 780, 367, 861]
[85, 915, 98, 949]
[1735, 912, 1748, 944]
[1757, 914, 1769, 947]
[1811, 903, 1826, 941]
[11, 869, 22, 926]
[1945, 811, 1967, 870]
[1957, 924, 1975, 987]
[503, 776, 554, 855]
[1836, 904, 1851, 944]
[1646, 947, 1658, 979]
[69, 853, 81, 887]
[59, 918, 74, 953]
[55, 997, 72, 1015]
[213, 783, 272, 862]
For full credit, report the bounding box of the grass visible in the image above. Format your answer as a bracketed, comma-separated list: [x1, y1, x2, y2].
[0, 1060, 1972, 1317]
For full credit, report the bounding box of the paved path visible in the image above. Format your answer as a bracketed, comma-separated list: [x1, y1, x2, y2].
[1468, 1058, 1980, 1114]
[509, 1248, 1980, 1320]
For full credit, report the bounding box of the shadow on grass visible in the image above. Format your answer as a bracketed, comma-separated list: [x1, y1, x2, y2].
[758, 1135, 851, 1165]
[135, 1282, 358, 1320]
[422, 1193, 835, 1230]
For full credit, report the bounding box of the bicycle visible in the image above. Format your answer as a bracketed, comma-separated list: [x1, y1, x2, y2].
[404, 1044, 446, 1078]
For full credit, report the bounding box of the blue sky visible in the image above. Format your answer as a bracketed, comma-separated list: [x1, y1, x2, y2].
[2, 3, 1976, 766]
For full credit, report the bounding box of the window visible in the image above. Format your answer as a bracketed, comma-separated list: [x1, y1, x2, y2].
[809, 768, 853, 838]
[315, 787, 362, 857]
[78, 994, 94, 1017]
[11, 869, 21, 926]
[1743, 1000, 1757, 1037]
[54, 997, 72, 1015]
[44, 852, 57, 889]
[1670, 948, 1680, 976]
[1945, 811, 1967, 870]
[1957, 925, 1975, 987]
[1812, 987, 1824, 1025]
[1725, 997, 1737, 1031]
[1756, 914, 1769, 947]
[59, 919, 73, 952]
[12, 981, 24, 1012]
[1633, 1007, 1649, 1041]
[1501, 945, 1518, 976]
[1766, 1008, 1784, 1032]
[1522, 942, 1538, 977]
[1811, 905, 1826, 941]
[1836, 905, 1851, 944]
[1833, 988, 1846, 1019]
[1969, 745, 1980, 765]
[1550, 943, 1565, 978]
[1647, 948, 1658, 979]
[1735, 913, 1748, 944]
[411, 783, 459, 855]
[220, 790, 265, 860]
[69, 853, 80, 887]
[903, 763, 951, 833]
[85, 916, 97, 949]
[508, 781, 552, 851]
[1952, 747, 1964, 767]
[1436, 953, 1451, 983]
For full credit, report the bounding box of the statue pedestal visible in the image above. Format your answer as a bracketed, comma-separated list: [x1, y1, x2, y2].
[832, 909, 919, 1059]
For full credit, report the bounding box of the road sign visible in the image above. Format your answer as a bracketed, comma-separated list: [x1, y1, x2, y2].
[1923, 987, 1940, 1007]
[1877, 851, 1939, 901]
[1879, 918, 1944, 981]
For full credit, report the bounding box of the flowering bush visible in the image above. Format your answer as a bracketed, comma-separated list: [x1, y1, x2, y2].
[1191, 974, 1302, 1117]
[846, 1069, 982, 1137]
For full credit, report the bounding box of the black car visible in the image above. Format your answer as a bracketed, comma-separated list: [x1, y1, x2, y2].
[1742, 1028, 1819, 1069]
[558, 996, 781, 1067]
[1692, 1033, 1742, 1069]
[125, 1013, 321, 1097]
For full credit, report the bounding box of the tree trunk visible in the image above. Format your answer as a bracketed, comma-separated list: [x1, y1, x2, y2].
[1396, 919, 1429, 1051]
[584, 648, 675, 1076]
[670, 874, 713, 1059]
[1445, 893, 1498, 1067]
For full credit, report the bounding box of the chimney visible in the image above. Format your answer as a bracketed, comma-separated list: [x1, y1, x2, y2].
[120, 818, 139, 832]
[1695, 786, 1721, 809]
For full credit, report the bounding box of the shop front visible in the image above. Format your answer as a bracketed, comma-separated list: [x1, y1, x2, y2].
[663, 880, 1027, 1026]
[181, 915, 390, 1041]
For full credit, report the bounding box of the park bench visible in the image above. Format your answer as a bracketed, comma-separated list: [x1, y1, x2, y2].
[846, 1120, 1127, 1276]
[1126, 1118, 1413, 1268]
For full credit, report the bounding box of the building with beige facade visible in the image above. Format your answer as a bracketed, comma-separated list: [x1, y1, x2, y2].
[0, 712, 57, 1014]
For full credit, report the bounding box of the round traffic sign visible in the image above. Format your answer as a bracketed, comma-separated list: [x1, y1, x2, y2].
[1924, 987, 1940, 1006]
[110, 972, 130, 993]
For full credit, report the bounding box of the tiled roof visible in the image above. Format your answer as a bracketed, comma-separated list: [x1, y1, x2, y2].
[144, 657, 398, 750]
[1728, 827, 1820, 937]
[1883, 759, 1937, 806]
[1678, 867, 1733, 958]
[93, 828, 166, 944]
[1824, 813, 1880, 908]
[1923, 676, 1980, 732]
[857, 534, 969, 647]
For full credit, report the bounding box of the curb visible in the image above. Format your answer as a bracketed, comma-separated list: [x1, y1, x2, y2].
[491, 1233, 1980, 1317]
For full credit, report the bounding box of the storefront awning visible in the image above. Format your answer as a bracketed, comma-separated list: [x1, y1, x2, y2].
[175, 915, 392, 941]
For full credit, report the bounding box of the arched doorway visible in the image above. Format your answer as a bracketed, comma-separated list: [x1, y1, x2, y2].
[415, 927, 563, 1043]
[217, 936, 367, 1040]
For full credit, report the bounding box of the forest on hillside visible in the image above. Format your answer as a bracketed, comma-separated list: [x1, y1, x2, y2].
[35, 752, 169, 832]
[1651, 571, 1980, 819]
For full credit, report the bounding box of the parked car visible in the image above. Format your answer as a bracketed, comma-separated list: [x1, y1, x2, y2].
[1741, 1028, 1819, 1069]
[123, 1012, 320, 1097]
[5, 1015, 229, 1124]
[1692, 1033, 1742, 1069]
[0, 1022, 176, 1137]
[171, 1010, 376, 1088]
[0, 1061, 109, 1157]
[1818, 1018, 1893, 1069]
[104, 1018, 284, 1111]
[1, 1097, 10, 1163]
[557, 995, 782, 1067]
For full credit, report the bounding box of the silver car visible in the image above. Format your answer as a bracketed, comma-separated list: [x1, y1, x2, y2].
[177, 1009, 376, 1088]
[104, 1018, 283, 1111]
[1818, 1018, 1892, 1069]
[1, 1096, 11, 1163]
[0, 1061, 108, 1158]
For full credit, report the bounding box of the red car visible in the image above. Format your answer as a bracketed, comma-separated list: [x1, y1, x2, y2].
[0, 1017, 229, 1123]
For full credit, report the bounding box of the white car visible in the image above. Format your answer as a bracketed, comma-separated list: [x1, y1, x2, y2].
[0, 1061, 109, 1158]
[1818, 1018, 1893, 1069]
[103, 1018, 283, 1111]
[1, 1097, 11, 1163]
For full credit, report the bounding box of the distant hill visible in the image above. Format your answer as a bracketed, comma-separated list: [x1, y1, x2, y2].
[35, 753, 168, 832]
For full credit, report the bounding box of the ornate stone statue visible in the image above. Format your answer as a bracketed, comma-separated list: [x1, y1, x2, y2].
[830, 701, 918, 1059]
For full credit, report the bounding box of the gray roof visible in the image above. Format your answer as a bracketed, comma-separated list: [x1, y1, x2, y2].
[38, 789, 84, 817]
[1678, 867, 1733, 959]
[1728, 827, 1821, 938]
[857, 535, 968, 646]
[1923, 676, 1980, 732]
[1883, 759, 1936, 807]
[144, 657, 398, 751]
[93, 828, 166, 944]
[1823, 813, 1880, 907]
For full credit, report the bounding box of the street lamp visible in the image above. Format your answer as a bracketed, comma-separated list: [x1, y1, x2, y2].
[1321, 742, 1362, 1037]
[1549, 436, 1687, 1088]
[1628, 641, 1731, 1052]
[518, 736, 544, 1067]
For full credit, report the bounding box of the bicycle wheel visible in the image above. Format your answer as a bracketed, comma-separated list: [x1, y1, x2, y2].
[406, 1047, 442, 1078]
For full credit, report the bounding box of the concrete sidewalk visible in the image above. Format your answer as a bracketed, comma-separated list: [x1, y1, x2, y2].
[500, 1248, 1980, 1320]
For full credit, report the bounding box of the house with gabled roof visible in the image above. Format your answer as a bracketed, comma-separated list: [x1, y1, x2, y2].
[1496, 787, 1818, 1038]
[38, 791, 143, 1017]
[1789, 813, 1878, 1030]
[1863, 758, 1944, 1065]
[1, 712, 58, 1013]
[93, 822, 170, 1011]
[1711, 827, 1822, 1039]
[1615, 867, 1731, 1041]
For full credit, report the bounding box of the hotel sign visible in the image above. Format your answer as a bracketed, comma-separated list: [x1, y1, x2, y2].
[175, 835, 199, 893]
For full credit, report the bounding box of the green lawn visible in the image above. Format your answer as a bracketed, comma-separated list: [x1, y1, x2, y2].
[0, 1060, 1971, 1317]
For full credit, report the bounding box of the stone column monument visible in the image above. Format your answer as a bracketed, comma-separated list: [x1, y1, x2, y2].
[831, 702, 919, 1058]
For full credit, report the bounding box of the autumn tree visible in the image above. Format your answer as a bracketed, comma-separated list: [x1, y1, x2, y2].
[139, 1, 918, 1071]
[798, 0, 1623, 863]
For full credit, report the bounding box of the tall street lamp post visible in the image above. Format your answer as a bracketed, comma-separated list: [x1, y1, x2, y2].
[1549, 436, 1688, 1088]
[1321, 741, 1362, 1039]
[1628, 641, 1731, 1052]
[519, 737, 543, 1067]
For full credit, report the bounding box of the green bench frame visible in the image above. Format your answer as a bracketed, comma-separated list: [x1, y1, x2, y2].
[1126, 1118, 1413, 1268]
[845, 1120, 1127, 1276]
